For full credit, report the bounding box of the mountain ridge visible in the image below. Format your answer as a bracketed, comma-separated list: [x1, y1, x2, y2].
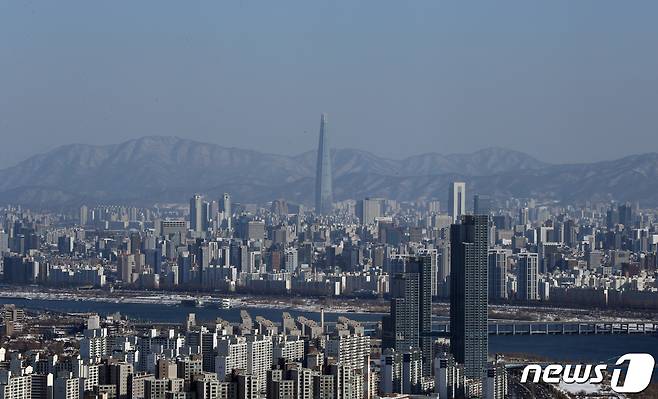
[1, 136, 657, 207]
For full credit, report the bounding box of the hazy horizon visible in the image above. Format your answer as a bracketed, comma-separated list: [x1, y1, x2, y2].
[2, 135, 557, 167]
[2, 1, 658, 168]
[9, 134, 658, 171]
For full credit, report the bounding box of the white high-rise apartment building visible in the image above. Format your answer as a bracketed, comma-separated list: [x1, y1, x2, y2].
[80, 319, 108, 363]
[246, 336, 272, 393]
[0, 372, 32, 399]
[356, 198, 383, 225]
[215, 337, 247, 381]
[272, 336, 305, 365]
[283, 249, 298, 273]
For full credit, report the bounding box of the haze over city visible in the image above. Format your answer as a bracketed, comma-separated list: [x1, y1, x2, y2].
[2, 1, 658, 168]
[3, 2, 658, 398]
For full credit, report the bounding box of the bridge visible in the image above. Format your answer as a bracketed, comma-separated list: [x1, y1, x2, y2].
[432, 320, 658, 336]
[129, 319, 658, 337]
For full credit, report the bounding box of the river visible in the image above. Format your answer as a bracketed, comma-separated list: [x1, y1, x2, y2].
[3, 297, 658, 369]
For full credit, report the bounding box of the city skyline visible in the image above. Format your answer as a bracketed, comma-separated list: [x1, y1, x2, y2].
[2, 1, 658, 396]
[3, 183, 658, 397]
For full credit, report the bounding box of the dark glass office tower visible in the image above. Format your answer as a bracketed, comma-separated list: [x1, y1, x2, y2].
[618, 202, 633, 227]
[315, 113, 333, 214]
[450, 215, 489, 379]
[382, 254, 433, 376]
[408, 254, 434, 376]
[382, 272, 419, 351]
[488, 248, 507, 300]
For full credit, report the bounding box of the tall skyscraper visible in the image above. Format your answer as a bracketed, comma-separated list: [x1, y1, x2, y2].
[315, 113, 333, 214]
[417, 248, 438, 297]
[407, 254, 434, 377]
[618, 202, 633, 227]
[448, 182, 466, 223]
[450, 215, 488, 379]
[488, 248, 508, 300]
[356, 197, 383, 225]
[382, 272, 419, 352]
[220, 193, 232, 231]
[190, 194, 210, 233]
[80, 205, 88, 226]
[437, 240, 451, 298]
[517, 252, 539, 301]
[519, 207, 529, 226]
[190, 194, 204, 234]
[382, 253, 434, 376]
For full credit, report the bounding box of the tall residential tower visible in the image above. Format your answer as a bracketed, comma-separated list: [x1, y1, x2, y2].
[315, 113, 333, 214]
[382, 253, 434, 377]
[450, 214, 489, 379]
[220, 193, 232, 231]
[517, 252, 539, 301]
[189, 194, 208, 234]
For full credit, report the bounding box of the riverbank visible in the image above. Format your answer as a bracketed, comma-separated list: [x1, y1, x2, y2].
[0, 286, 387, 317]
[1, 285, 657, 324]
[2, 294, 657, 380]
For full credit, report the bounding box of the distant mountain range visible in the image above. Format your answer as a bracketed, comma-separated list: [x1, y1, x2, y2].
[1, 136, 657, 207]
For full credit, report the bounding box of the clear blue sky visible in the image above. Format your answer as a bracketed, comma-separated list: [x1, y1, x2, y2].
[1, 1, 657, 167]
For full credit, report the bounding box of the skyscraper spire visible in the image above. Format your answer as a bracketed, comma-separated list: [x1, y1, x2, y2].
[315, 113, 333, 214]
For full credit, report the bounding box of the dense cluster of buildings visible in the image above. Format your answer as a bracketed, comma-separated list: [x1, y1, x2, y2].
[1, 115, 657, 397]
[2, 189, 658, 309]
[0, 306, 508, 399]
